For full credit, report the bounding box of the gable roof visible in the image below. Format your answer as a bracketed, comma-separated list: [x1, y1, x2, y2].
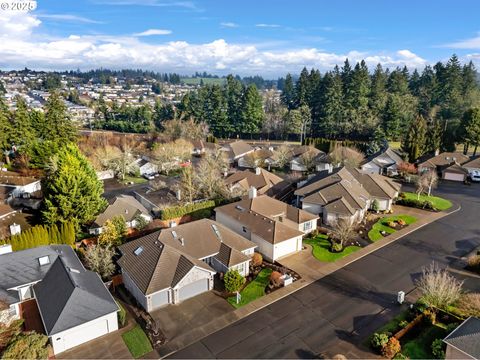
[118, 219, 256, 295]
[418, 152, 470, 168]
[0, 171, 39, 187]
[227, 140, 254, 158]
[362, 147, 403, 169]
[91, 195, 150, 228]
[463, 156, 480, 169]
[0, 245, 118, 335]
[443, 317, 480, 359]
[225, 168, 285, 195]
[349, 168, 401, 199]
[444, 163, 469, 175]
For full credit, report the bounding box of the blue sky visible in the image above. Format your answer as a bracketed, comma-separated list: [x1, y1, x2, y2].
[1, 0, 480, 77]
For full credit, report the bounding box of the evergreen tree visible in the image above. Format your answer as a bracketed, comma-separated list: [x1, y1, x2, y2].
[9, 97, 35, 150]
[318, 68, 344, 138]
[369, 64, 388, 121]
[42, 92, 77, 143]
[241, 84, 264, 136]
[0, 97, 11, 151]
[294, 67, 310, 108]
[224, 75, 245, 130]
[402, 115, 427, 162]
[42, 144, 106, 231]
[461, 108, 480, 155]
[281, 73, 295, 110]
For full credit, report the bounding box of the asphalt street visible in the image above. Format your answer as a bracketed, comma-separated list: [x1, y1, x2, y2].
[170, 182, 480, 359]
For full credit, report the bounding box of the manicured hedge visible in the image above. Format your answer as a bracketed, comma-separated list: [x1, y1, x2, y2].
[160, 200, 216, 220]
[396, 198, 434, 210]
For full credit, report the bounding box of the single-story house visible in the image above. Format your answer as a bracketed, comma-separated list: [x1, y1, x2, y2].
[221, 140, 254, 165]
[443, 317, 480, 359]
[361, 147, 403, 176]
[237, 148, 274, 169]
[133, 158, 158, 176]
[442, 164, 469, 182]
[118, 219, 256, 312]
[417, 152, 470, 174]
[290, 146, 330, 172]
[215, 190, 318, 261]
[191, 140, 219, 156]
[0, 171, 41, 198]
[225, 167, 289, 198]
[294, 167, 400, 226]
[0, 245, 119, 355]
[89, 195, 152, 235]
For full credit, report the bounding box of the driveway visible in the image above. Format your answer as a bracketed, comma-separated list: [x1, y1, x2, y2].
[151, 291, 234, 349]
[170, 182, 480, 359]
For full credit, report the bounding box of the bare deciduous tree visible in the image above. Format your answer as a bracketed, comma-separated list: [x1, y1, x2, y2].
[242, 151, 264, 169]
[151, 139, 192, 175]
[299, 149, 318, 173]
[83, 245, 116, 280]
[328, 145, 365, 168]
[415, 262, 463, 310]
[178, 166, 198, 203]
[195, 155, 229, 200]
[417, 170, 438, 198]
[273, 144, 293, 169]
[328, 219, 355, 252]
[162, 118, 209, 142]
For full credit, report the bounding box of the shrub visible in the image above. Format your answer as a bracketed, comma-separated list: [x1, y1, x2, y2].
[399, 320, 409, 328]
[387, 221, 396, 228]
[116, 300, 127, 328]
[399, 192, 407, 199]
[431, 338, 445, 359]
[393, 352, 409, 359]
[224, 270, 245, 293]
[251, 253, 263, 267]
[270, 271, 283, 287]
[397, 219, 406, 226]
[160, 200, 216, 220]
[190, 208, 212, 220]
[330, 241, 343, 253]
[467, 255, 480, 271]
[458, 293, 480, 317]
[371, 199, 380, 212]
[1, 332, 49, 360]
[371, 332, 389, 350]
[381, 337, 401, 359]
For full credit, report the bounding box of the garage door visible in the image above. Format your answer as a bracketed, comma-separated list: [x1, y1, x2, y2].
[178, 279, 209, 302]
[62, 320, 109, 352]
[151, 289, 169, 309]
[444, 172, 464, 181]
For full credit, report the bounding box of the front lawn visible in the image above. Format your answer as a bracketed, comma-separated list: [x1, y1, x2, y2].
[121, 176, 148, 185]
[401, 192, 452, 211]
[368, 215, 417, 242]
[304, 234, 361, 262]
[228, 268, 272, 308]
[121, 325, 153, 359]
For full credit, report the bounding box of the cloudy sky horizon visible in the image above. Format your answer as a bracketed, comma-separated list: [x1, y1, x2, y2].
[1, 0, 480, 78]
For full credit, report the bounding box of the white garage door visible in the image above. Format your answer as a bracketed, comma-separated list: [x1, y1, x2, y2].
[151, 289, 169, 309]
[62, 320, 109, 352]
[444, 172, 464, 182]
[178, 279, 208, 302]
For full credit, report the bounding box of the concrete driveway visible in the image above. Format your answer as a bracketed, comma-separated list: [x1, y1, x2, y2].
[171, 182, 480, 359]
[151, 291, 234, 353]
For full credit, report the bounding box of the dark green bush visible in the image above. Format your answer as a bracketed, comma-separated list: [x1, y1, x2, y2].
[116, 300, 127, 327]
[431, 338, 445, 359]
[371, 332, 389, 350]
[190, 208, 213, 220]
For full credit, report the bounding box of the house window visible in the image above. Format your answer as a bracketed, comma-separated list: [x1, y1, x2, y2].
[38, 256, 50, 266]
[303, 221, 312, 232]
[242, 226, 247, 233]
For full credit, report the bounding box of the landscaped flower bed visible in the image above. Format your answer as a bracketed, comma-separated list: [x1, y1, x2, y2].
[304, 234, 361, 262]
[397, 192, 452, 211]
[368, 215, 417, 242]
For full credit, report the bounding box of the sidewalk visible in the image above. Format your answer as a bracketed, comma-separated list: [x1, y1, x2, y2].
[158, 203, 460, 358]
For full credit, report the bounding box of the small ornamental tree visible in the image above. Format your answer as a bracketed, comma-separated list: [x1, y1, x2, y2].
[97, 220, 121, 247]
[224, 270, 245, 293]
[83, 245, 116, 280]
[1, 332, 49, 360]
[371, 199, 380, 213]
[134, 215, 149, 231]
[251, 253, 263, 267]
[111, 215, 127, 241]
[381, 337, 401, 359]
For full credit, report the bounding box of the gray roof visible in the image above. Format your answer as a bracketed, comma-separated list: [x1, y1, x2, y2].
[0, 245, 117, 334]
[91, 194, 150, 228]
[444, 317, 480, 359]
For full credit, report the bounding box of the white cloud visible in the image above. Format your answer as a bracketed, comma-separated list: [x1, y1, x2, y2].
[37, 14, 104, 24]
[220, 22, 238, 28]
[255, 23, 280, 28]
[91, 0, 199, 10]
[0, 10, 431, 76]
[441, 33, 480, 49]
[133, 29, 172, 36]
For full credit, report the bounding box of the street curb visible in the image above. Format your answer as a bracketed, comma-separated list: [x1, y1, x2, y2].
[161, 203, 461, 358]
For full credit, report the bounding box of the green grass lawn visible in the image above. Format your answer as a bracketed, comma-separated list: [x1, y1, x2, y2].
[228, 268, 272, 308]
[121, 325, 153, 359]
[304, 234, 361, 262]
[368, 215, 417, 242]
[402, 324, 447, 359]
[121, 176, 148, 185]
[401, 192, 453, 211]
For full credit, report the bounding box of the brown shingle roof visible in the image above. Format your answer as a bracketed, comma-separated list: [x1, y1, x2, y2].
[225, 168, 284, 195]
[418, 152, 470, 168]
[0, 171, 38, 186]
[91, 195, 150, 228]
[228, 140, 254, 158]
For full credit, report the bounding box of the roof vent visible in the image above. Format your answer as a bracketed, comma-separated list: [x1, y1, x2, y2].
[171, 230, 177, 239]
[179, 237, 185, 246]
[134, 246, 144, 256]
[235, 205, 245, 212]
[125, 209, 128, 214]
[69, 268, 80, 274]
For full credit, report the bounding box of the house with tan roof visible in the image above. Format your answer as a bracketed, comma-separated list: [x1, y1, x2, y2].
[0, 171, 41, 198]
[361, 147, 403, 176]
[225, 167, 289, 198]
[118, 219, 256, 311]
[221, 140, 254, 165]
[418, 152, 470, 175]
[215, 190, 318, 261]
[295, 167, 400, 226]
[89, 195, 152, 235]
